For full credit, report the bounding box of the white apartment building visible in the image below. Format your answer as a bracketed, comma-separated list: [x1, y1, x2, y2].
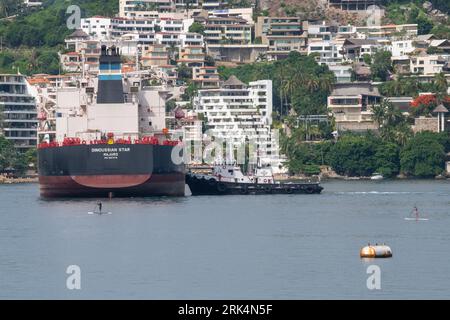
[194, 76, 277, 165]
[355, 24, 418, 39]
[0, 75, 38, 151]
[179, 33, 204, 47]
[328, 65, 352, 83]
[119, 0, 175, 17]
[308, 41, 344, 65]
[111, 17, 184, 37]
[119, 0, 228, 18]
[81, 16, 113, 40]
[390, 40, 416, 57]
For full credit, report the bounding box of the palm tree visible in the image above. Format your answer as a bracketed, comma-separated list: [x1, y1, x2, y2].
[433, 72, 448, 97]
[303, 76, 320, 93]
[256, 53, 267, 62]
[319, 73, 335, 93]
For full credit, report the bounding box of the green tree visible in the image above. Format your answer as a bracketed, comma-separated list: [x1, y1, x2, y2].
[371, 100, 412, 145]
[24, 148, 37, 169]
[400, 132, 446, 177]
[433, 73, 448, 98]
[177, 63, 192, 83]
[165, 100, 177, 112]
[374, 142, 400, 177]
[371, 50, 393, 81]
[188, 22, 205, 35]
[0, 136, 16, 172]
[205, 55, 215, 67]
[0, 0, 23, 18]
[328, 134, 377, 177]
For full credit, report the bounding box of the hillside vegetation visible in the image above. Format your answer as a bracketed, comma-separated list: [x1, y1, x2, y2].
[0, 0, 118, 74]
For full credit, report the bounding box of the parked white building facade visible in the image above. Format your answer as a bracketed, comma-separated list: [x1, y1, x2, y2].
[193, 76, 279, 166]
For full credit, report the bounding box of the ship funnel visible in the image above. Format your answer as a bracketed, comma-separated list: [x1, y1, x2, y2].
[97, 45, 124, 104]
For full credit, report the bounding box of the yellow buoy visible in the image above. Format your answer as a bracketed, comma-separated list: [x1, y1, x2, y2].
[360, 244, 392, 258]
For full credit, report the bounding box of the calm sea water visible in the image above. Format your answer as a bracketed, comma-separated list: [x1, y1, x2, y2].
[0, 180, 450, 299]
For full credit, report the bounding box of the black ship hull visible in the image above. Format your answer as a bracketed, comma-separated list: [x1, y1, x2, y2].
[38, 144, 185, 198]
[186, 174, 323, 196]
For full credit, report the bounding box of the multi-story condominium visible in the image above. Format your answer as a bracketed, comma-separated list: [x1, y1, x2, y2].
[200, 0, 228, 10]
[328, 0, 380, 11]
[194, 76, 275, 163]
[192, 66, 220, 88]
[410, 51, 448, 75]
[119, 0, 175, 17]
[141, 44, 170, 67]
[63, 33, 102, 74]
[153, 65, 178, 85]
[81, 16, 113, 40]
[206, 43, 269, 63]
[308, 40, 344, 65]
[390, 40, 416, 57]
[328, 82, 381, 132]
[119, 0, 227, 17]
[155, 32, 181, 46]
[65, 29, 90, 53]
[109, 17, 184, 37]
[209, 7, 253, 24]
[177, 46, 205, 67]
[0, 74, 37, 151]
[307, 21, 338, 42]
[328, 65, 353, 82]
[341, 38, 380, 62]
[355, 24, 418, 39]
[203, 16, 252, 45]
[60, 52, 82, 73]
[255, 16, 307, 60]
[179, 33, 204, 47]
[336, 25, 357, 38]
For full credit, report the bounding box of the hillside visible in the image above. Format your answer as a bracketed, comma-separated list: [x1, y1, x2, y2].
[0, 0, 118, 74]
[0, 0, 449, 75]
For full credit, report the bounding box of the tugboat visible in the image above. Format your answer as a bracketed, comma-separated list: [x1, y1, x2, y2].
[186, 164, 323, 195]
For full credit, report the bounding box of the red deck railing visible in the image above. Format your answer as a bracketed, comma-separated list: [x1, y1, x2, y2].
[38, 136, 180, 149]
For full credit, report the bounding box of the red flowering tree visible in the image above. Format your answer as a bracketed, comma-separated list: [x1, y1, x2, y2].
[443, 96, 450, 108]
[410, 94, 438, 117]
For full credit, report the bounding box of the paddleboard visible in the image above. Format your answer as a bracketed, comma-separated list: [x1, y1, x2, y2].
[88, 212, 112, 215]
[404, 217, 428, 221]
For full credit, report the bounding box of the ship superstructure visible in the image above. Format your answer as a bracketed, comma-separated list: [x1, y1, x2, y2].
[37, 46, 185, 197]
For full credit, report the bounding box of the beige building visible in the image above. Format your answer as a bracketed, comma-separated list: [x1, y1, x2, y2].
[142, 44, 170, 68]
[410, 51, 448, 75]
[192, 66, 220, 88]
[255, 16, 307, 60]
[328, 82, 381, 132]
[177, 46, 205, 67]
[203, 16, 252, 45]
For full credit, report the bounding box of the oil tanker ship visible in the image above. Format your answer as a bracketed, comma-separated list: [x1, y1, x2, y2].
[37, 46, 185, 197]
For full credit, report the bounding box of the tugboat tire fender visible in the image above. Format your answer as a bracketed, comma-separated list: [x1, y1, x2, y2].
[305, 186, 315, 194]
[217, 183, 227, 192]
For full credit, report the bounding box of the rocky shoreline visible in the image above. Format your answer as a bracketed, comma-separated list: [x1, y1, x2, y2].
[0, 176, 38, 184]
